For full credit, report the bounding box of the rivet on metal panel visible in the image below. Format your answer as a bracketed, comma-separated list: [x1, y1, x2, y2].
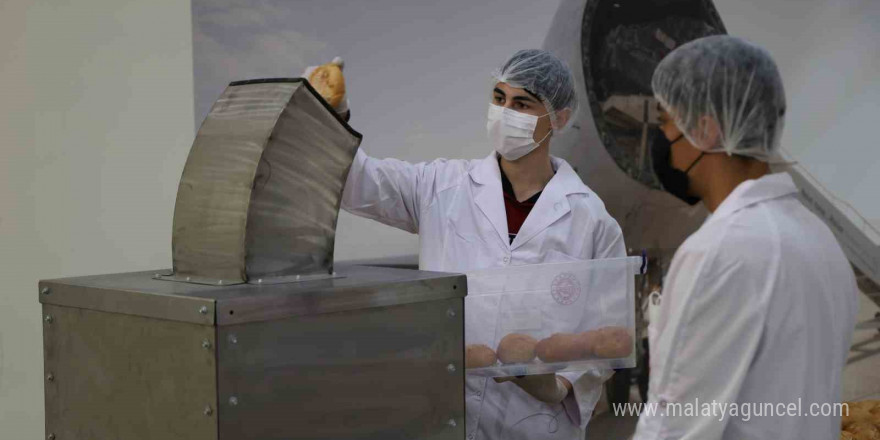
[48, 434, 55, 440]
[447, 419, 457, 428]
[186, 277, 192, 282]
[228, 396, 239, 406]
[46, 373, 54, 383]
[217, 280, 224, 286]
[201, 339, 212, 350]
[227, 334, 238, 345]
[257, 279, 263, 284]
[446, 363, 456, 373]
[44, 315, 53, 324]
[446, 308, 456, 318]
[153, 273, 161, 279]
[295, 275, 301, 281]
[203, 406, 213, 416]
[41, 287, 51, 295]
[199, 306, 208, 315]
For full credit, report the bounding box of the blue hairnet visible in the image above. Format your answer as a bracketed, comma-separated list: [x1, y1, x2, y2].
[652, 35, 786, 161]
[492, 49, 578, 125]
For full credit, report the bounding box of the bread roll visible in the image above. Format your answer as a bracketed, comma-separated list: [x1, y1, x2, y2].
[845, 422, 879, 440]
[591, 326, 634, 358]
[842, 405, 875, 428]
[308, 59, 346, 108]
[536, 333, 590, 363]
[840, 401, 880, 440]
[465, 344, 498, 368]
[496, 333, 538, 364]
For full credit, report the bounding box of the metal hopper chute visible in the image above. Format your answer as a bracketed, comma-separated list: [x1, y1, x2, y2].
[166, 78, 362, 285]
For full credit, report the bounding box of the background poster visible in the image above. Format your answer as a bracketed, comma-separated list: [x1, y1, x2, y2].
[191, 0, 879, 262]
[192, 0, 562, 260]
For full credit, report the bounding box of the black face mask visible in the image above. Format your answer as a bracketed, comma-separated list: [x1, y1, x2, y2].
[651, 130, 705, 206]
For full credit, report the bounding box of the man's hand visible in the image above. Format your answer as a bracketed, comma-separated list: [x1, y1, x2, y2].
[494, 374, 573, 404]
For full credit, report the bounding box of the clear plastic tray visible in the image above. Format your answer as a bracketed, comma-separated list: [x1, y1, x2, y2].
[464, 256, 640, 377]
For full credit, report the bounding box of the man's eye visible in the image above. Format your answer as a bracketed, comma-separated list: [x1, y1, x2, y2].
[515, 102, 527, 110]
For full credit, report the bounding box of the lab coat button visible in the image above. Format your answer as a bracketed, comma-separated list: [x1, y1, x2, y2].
[468, 435, 475, 440]
[502, 256, 510, 264]
[554, 202, 562, 210]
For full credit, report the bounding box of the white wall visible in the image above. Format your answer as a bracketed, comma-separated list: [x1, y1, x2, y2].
[0, 1, 194, 438]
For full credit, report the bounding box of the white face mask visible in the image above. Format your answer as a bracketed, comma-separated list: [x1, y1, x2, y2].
[486, 104, 552, 161]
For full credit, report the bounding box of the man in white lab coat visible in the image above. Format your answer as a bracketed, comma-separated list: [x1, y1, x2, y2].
[633, 36, 859, 439]
[338, 50, 625, 438]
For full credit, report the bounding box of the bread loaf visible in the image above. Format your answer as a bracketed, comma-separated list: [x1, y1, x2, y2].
[590, 326, 633, 358]
[496, 333, 538, 364]
[536, 333, 590, 363]
[465, 344, 498, 368]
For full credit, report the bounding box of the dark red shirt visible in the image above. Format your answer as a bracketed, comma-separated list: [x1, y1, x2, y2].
[500, 167, 543, 244]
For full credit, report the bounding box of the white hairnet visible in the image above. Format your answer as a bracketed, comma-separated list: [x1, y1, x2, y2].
[492, 49, 578, 127]
[652, 35, 786, 161]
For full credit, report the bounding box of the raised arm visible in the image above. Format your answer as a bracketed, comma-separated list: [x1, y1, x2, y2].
[341, 149, 433, 234]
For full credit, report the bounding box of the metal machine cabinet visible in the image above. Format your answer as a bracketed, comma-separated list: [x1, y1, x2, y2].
[39, 265, 466, 440]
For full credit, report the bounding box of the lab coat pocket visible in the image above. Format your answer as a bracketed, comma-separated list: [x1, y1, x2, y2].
[446, 219, 495, 272]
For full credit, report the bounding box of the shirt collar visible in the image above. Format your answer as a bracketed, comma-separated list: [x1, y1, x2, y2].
[468, 152, 589, 196]
[499, 158, 550, 204]
[710, 172, 799, 221]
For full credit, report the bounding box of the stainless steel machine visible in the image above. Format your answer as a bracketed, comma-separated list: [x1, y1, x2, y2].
[39, 78, 466, 440]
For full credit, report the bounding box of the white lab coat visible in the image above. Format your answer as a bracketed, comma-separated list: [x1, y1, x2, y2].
[633, 172, 859, 440]
[342, 149, 626, 439]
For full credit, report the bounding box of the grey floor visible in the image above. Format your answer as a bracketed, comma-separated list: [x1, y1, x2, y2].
[584, 292, 880, 439]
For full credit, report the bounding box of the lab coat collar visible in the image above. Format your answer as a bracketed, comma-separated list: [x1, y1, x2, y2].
[468, 153, 589, 249]
[710, 172, 799, 221]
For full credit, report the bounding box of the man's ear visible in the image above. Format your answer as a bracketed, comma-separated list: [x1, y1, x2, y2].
[693, 115, 721, 150]
[553, 108, 572, 130]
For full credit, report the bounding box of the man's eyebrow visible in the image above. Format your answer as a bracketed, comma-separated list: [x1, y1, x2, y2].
[494, 87, 538, 104]
[512, 95, 538, 104]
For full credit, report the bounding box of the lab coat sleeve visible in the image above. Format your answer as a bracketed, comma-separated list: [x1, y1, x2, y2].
[632, 239, 769, 440]
[558, 367, 614, 429]
[592, 210, 627, 260]
[341, 148, 439, 234]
